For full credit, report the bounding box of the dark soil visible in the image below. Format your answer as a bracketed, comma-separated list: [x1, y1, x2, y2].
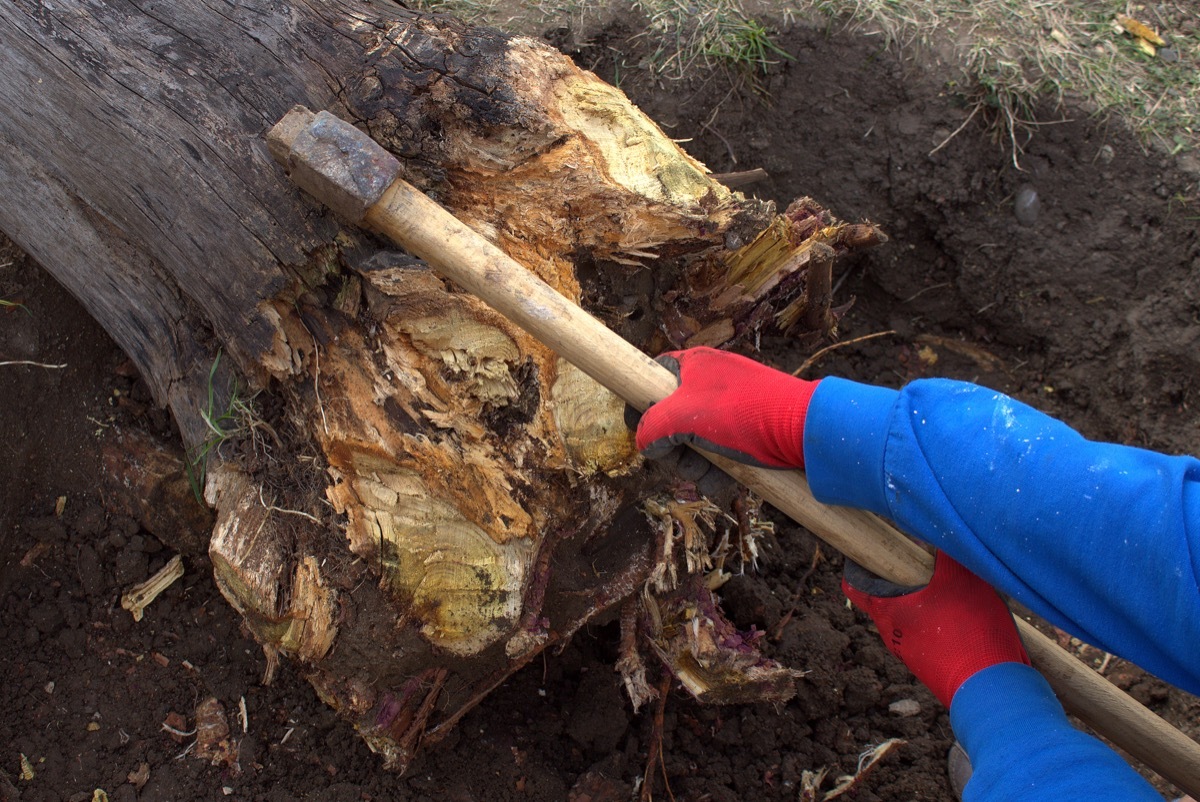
[2, 20, 1198, 802]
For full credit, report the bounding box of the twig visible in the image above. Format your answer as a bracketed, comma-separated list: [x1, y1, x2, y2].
[901, 282, 951, 303]
[772, 543, 823, 640]
[710, 168, 769, 188]
[793, 331, 896, 377]
[0, 360, 66, 369]
[831, 261, 861, 296]
[699, 96, 738, 165]
[929, 103, 982, 156]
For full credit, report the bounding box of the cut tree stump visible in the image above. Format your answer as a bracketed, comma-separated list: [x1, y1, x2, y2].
[0, 0, 881, 768]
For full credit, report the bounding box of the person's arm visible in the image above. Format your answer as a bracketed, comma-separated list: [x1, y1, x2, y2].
[842, 553, 1163, 802]
[635, 348, 1200, 694]
[805, 376, 1200, 695]
[952, 663, 1163, 802]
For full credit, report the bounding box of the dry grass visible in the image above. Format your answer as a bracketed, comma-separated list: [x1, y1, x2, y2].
[408, 0, 1197, 156]
[801, 0, 1198, 156]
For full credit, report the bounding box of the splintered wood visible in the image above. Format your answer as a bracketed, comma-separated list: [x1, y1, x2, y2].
[0, 3, 881, 771]
[208, 20, 883, 769]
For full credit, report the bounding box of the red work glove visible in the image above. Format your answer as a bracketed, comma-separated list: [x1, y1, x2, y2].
[634, 347, 819, 469]
[842, 552, 1031, 708]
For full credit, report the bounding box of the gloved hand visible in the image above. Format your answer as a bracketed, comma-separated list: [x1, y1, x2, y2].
[842, 552, 1031, 708]
[633, 347, 819, 469]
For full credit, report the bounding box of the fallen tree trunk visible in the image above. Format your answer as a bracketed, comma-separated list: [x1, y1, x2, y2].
[0, 0, 880, 768]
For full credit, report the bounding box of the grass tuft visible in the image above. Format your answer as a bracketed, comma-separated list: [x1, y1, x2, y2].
[634, 0, 793, 83]
[1, 298, 31, 315]
[185, 352, 266, 503]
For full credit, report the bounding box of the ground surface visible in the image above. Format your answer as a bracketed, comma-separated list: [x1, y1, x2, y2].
[2, 17, 1198, 802]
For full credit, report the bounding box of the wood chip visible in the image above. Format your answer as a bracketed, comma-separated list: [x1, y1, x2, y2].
[127, 762, 151, 789]
[20, 542, 51, 567]
[121, 554, 184, 622]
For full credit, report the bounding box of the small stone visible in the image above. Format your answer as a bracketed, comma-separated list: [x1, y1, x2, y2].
[1014, 184, 1040, 226]
[888, 698, 922, 717]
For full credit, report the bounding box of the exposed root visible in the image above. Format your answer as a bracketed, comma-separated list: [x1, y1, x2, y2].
[799, 767, 829, 802]
[824, 739, 906, 800]
[731, 491, 772, 572]
[771, 542, 824, 641]
[618, 597, 658, 713]
[793, 331, 898, 378]
[643, 496, 721, 592]
[639, 671, 675, 802]
[647, 577, 804, 704]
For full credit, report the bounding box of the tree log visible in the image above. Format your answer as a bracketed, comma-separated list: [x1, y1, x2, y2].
[0, 0, 880, 768]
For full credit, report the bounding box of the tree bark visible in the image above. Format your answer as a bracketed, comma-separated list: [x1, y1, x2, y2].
[0, 0, 880, 769]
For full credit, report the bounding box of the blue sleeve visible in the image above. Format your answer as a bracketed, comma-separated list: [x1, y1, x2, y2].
[951, 663, 1163, 801]
[804, 377, 1200, 695]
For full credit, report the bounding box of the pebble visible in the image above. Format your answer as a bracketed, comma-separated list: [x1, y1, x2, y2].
[1014, 184, 1040, 226]
[889, 698, 922, 717]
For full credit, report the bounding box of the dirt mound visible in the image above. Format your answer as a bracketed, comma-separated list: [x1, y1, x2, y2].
[1, 22, 1196, 802]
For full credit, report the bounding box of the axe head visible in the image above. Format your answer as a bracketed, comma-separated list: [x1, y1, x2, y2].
[267, 106, 401, 223]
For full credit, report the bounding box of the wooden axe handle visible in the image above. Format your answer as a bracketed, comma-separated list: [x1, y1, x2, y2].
[270, 107, 1200, 795]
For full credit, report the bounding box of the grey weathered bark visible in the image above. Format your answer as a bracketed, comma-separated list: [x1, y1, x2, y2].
[0, 0, 875, 768]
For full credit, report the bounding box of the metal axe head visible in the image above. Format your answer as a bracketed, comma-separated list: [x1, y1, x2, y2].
[267, 105, 401, 223]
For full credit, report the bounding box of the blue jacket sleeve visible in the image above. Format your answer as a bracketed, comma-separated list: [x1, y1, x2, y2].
[951, 663, 1163, 801]
[804, 377, 1200, 695]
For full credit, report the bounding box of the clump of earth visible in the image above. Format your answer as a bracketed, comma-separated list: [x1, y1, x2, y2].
[1, 20, 1196, 802]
